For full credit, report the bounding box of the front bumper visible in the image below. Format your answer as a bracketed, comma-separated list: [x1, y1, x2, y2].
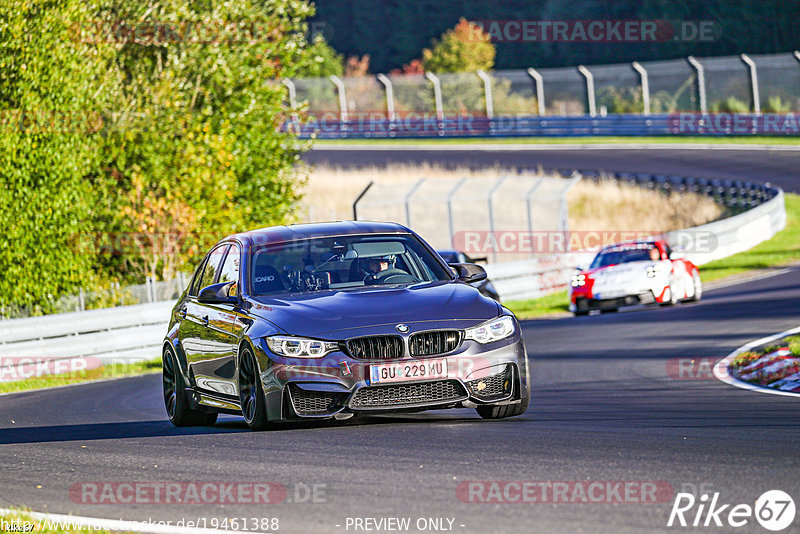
[570, 290, 657, 312]
[253, 334, 528, 420]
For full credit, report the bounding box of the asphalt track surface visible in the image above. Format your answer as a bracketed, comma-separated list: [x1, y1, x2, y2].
[2, 145, 800, 533]
[303, 145, 800, 193]
[1, 267, 799, 533]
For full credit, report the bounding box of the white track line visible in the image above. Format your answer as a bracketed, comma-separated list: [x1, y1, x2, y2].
[0, 508, 269, 534]
[714, 325, 800, 398]
[313, 143, 800, 152]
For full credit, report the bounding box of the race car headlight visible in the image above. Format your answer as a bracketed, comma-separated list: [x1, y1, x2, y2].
[571, 273, 586, 287]
[266, 336, 339, 358]
[646, 264, 663, 278]
[464, 316, 515, 344]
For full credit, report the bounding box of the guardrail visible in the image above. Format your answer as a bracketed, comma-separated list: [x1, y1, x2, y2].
[485, 172, 785, 301]
[0, 173, 786, 377]
[292, 114, 800, 139]
[0, 301, 173, 380]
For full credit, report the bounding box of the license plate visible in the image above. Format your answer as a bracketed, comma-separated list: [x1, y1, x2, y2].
[370, 358, 448, 384]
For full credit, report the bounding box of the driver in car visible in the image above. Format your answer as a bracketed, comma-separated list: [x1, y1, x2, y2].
[649, 246, 661, 261]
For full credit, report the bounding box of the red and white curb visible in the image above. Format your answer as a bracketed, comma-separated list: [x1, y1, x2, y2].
[714, 325, 800, 398]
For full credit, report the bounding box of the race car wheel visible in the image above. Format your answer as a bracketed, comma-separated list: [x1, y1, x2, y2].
[163, 346, 218, 427]
[239, 346, 270, 430]
[660, 285, 679, 306]
[601, 308, 618, 314]
[689, 271, 703, 302]
[573, 311, 589, 317]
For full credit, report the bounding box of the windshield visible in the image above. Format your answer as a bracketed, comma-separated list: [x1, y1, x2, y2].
[249, 234, 451, 296]
[590, 246, 657, 269]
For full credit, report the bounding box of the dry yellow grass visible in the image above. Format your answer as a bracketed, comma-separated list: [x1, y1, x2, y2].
[299, 164, 722, 238]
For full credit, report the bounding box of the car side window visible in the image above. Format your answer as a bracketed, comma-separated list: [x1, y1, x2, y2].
[218, 244, 241, 297]
[196, 245, 229, 294]
[188, 257, 208, 297]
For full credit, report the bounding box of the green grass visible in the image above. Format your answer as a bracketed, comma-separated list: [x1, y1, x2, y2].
[699, 193, 800, 282]
[0, 358, 162, 395]
[313, 136, 800, 146]
[506, 193, 800, 319]
[505, 290, 570, 318]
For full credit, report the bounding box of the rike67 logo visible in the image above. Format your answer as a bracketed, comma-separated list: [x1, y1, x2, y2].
[668, 490, 796, 531]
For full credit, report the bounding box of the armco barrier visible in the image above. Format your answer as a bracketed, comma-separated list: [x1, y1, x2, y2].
[0, 301, 173, 380]
[485, 174, 785, 301]
[0, 175, 786, 376]
[291, 113, 800, 139]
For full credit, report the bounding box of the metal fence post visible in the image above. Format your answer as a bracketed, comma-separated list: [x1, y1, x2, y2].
[446, 178, 467, 248]
[476, 70, 494, 119]
[526, 68, 546, 116]
[79, 288, 85, 312]
[329, 75, 348, 124]
[282, 79, 299, 132]
[631, 61, 651, 115]
[577, 65, 596, 117]
[560, 173, 582, 241]
[487, 176, 509, 262]
[525, 178, 544, 258]
[352, 181, 373, 220]
[740, 54, 760, 115]
[376, 73, 396, 121]
[687, 56, 707, 114]
[404, 178, 426, 227]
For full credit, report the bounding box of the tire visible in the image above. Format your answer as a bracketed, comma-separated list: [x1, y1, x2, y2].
[601, 308, 618, 314]
[238, 346, 270, 430]
[660, 285, 678, 306]
[476, 365, 530, 420]
[573, 311, 589, 317]
[688, 271, 702, 302]
[163, 346, 218, 427]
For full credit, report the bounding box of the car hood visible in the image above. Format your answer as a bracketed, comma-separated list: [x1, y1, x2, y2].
[248, 281, 499, 336]
[587, 260, 661, 278]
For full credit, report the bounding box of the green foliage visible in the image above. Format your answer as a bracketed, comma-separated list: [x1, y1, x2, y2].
[764, 95, 791, 113]
[597, 86, 644, 114]
[297, 35, 344, 78]
[422, 18, 495, 74]
[0, 0, 117, 313]
[710, 96, 750, 113]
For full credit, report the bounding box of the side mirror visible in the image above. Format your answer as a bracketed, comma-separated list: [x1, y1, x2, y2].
[198, 282, 238, 305]
[449, 263, 487, 284]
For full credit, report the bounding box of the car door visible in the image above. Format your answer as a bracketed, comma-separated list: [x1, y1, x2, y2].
[180, 245, 238, 397]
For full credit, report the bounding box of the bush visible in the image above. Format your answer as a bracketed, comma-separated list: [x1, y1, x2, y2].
[709, 96, 750, 113]
[1, 0, 323, 311]
[422, 19, 495, 74]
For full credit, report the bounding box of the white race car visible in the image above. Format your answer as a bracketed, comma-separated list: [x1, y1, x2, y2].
[569, 240, 702, 316]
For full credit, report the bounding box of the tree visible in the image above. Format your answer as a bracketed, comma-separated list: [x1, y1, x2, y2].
[0, 0, 117, 314]
[422, 18, 495, 73]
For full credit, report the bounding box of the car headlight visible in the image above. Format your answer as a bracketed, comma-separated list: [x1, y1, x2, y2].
[265, 336, 339, 358]
[464, 316, 515, 344]
[571, 273, 586, 287]
[646, 264, 663, 278]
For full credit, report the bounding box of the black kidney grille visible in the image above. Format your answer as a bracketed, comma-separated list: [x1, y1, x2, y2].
[467, 366, 512, 400]
[347, 335, 404, 360]
[409, 330, 462, 357]
[349, 379, 467, 409]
